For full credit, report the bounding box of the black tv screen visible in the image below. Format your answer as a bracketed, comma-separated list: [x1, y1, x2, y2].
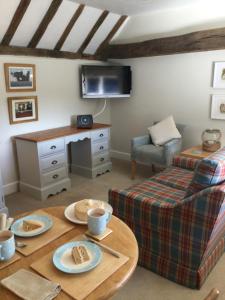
[80, 65, 132, 98]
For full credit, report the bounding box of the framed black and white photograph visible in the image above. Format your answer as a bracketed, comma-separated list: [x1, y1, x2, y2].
[8, 96, 38, 124]
[211, 94, 225, 120]
[213, 62, 225, 88]
[4, 63, 36, 92]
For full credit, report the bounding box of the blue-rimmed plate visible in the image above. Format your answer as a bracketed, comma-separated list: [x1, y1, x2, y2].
[11, 215, 53, 237]
[53, 241, 102, 274]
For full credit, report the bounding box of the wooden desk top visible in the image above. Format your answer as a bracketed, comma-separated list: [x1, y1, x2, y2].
[14, 123, 111, 142]
[180, 145, 213, 159]
[0, 206, 138, 300]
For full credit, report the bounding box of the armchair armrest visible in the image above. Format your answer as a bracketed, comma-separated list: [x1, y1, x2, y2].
[131, 135, 151, 160]
[131, 135, 150, 147]
[172, 155, 200, 170]
[163, 138, 182, 166]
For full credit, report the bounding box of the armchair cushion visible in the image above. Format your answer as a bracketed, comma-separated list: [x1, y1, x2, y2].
[148, 115, 181, 146]
[151, 166, 193, 191]
[186, 147, 225, 196]
[110, 179, 185, 216]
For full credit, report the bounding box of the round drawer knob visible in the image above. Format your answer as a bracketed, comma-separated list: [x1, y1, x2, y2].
[100, 146, 104, 150]
[51, 160, 58, 165]
[100, 157, 104, 162]
[52, 174, 59, 179]
[99, 133, 104, 137]
[50, 145, 56, 150]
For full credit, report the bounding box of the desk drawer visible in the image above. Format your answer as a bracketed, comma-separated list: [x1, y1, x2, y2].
[40, 152, 66, 172]
[92, 152, 110, 167]
[41, 167, 67, 186]
[92, 141, 109, 155]
[91, 129, 109, 142]
[38, 138, 65, 157]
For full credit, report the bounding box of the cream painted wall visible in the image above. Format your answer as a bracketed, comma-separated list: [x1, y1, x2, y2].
[0, 56, 110, 193]
[110, 50, 225, 157]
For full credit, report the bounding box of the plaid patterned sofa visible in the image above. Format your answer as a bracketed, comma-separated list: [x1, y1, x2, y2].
[108, 147, 225, 289]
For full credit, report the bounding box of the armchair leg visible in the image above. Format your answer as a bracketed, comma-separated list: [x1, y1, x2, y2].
[131, 160, 136, 179]
[152, 164, 156, 173]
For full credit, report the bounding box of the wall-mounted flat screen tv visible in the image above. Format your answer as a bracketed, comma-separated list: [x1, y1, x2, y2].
[80, 65, 132, 98]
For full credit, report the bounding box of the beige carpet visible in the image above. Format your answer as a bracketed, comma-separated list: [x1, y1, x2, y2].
[5, 159, 225, 300]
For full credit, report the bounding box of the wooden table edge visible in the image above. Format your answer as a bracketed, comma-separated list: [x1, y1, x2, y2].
[0, 206, 138, 300]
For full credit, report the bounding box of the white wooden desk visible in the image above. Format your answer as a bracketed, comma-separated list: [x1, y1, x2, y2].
[15, 123, 112, 200]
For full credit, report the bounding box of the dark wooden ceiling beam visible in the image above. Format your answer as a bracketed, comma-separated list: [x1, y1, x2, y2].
[96, 15, 127, 55]
[78, 10, 109, 54]
[1, 0, 31, 46]
[105, 26, 225, 58]
[0, 45, 103, 61]
[28, 0, 63, 48]
[54, 4, 85, 51]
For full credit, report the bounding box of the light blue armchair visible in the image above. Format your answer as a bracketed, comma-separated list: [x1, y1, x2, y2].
[131, 123, 185, 179]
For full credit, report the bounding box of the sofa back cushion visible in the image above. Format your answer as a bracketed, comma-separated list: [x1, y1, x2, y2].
[186, 147, 225, 196]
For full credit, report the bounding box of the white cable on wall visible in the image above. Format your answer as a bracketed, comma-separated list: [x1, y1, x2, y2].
[93, 99, 107, 119]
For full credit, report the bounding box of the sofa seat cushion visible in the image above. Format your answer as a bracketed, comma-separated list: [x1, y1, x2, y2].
[134, 144, 165, 165]
[125, 179, 186, 207]
[186, 147, 225, 196]
[151, 167, 194, 191]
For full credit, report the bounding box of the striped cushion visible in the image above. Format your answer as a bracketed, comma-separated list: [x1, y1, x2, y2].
[186, 147, 225, 196]
[151, 167, 194, 191]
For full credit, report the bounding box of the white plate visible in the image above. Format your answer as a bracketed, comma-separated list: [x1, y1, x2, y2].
[64, 200, 113, 225]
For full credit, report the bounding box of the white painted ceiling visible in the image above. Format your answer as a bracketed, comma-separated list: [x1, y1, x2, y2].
[70, 0, 203, 15]
[0, 0, 123, 55]
[2, 0, 225, 55]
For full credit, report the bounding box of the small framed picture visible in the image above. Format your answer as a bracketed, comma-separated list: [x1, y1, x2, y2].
[213, 62, 225, 88]
[4, 63, 36, 92]
[8, 96, 38, 124]
[211, 94, 225, 120]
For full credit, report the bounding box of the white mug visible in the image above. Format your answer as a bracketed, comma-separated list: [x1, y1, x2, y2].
[0, 230, 15, 261]
[87, 208, 111, 236]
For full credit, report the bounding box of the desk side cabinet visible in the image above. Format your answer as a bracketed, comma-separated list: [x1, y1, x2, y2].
[71, 127, 112, 178]
[16, 138, 71, 201]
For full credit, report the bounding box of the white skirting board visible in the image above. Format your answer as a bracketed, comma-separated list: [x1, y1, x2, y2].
[3, 181, 19, 195]
[3, 150, 130, 196]
[110, 150, 130, 161]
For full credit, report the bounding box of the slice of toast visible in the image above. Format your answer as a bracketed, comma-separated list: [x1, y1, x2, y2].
[72, 245, 90, 265]
[22, 220, 42, 232]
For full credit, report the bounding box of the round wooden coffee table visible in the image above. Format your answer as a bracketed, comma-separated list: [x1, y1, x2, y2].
[0, 206, 138, 299]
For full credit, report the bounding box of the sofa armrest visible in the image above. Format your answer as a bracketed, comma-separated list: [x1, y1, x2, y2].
[172, 155, 199, 170]
[131, 135, 151, 160]
[163, 138, 182, 166]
